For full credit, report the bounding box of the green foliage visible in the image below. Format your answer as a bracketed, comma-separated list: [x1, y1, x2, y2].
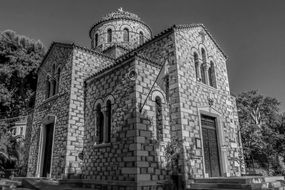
[236, 90, 285, 175]
[0, 121, 24, 172]
[0, 30, 45, 118]
[165, 137, 183, 174]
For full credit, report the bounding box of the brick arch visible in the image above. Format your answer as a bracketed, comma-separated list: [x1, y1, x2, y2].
[198, 43, 208, 59]
[191, 47, 200, 57]
[103, 24, 116, 31]
[93, 99, 104, 110]
[119, 24, 132, 31]
[104, 94, 115, 105]
[151, 90, 166, 104]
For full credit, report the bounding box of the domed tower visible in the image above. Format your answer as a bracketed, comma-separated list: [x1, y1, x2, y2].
[89, 8, 152, 51]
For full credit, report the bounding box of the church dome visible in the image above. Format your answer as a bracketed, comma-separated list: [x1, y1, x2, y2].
[89, 8, 152, 51]
[100, 8, 142, 23]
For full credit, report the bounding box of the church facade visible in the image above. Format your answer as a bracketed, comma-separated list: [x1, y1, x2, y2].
[25, 8, 243, 189]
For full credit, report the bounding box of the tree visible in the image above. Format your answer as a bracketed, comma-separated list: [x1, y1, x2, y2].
[236, 90, 285, 175]
[0, 30, 45, 118]
[0, 121, 24, 173]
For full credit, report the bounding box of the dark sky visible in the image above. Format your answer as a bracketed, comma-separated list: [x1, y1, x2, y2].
[1, 0, 284, 111]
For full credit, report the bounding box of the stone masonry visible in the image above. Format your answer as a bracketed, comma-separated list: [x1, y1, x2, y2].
[26, 8, 243, 189]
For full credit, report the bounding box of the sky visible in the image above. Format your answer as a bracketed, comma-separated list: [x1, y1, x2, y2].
[0, 0, 284, 112]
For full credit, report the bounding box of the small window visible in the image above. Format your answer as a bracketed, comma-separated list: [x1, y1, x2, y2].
[46, 77, 50, 99]
[155, 96, 163, 141]
[194, 52, 199, 80]
[52, 79, 56, 96]
[201, 64, 206, 84]
[106, 100, 112, 143]
[52, 64, 56, 74]
[201, 48, 207, 84]
[96, 104, 104, 144]
[209, 61, 216, 88]
[123, 28, 129, 42]
[95, 33, 98, 47]
[201, 48, 206, 63]
[107, 29, 112, 43]
[20, 127, 23, 135]
[139, 31, 144, 44]
[56, 68, 61, 93]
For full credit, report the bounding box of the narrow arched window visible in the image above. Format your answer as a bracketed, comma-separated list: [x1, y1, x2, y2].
[194, 52, 199, 80]
[107, 29, 112, 43]
[46, 77, 50, 99]
[106, 100, 112, 143]
[95, 33, 98, 47]
[96, 104, 104, 144]
[201, 48, 206, 84]
[52, 64, 56, 74]
[209, 61, 216, 88]
[56, 67, 61, 93]
[201, 48, 206, 63]
[155, 96, 163, 141]
[139, 31, 144, 44]
[123, 28, 129, 42]
[200, 64, 206, 84]
[52, 79, 56, 96]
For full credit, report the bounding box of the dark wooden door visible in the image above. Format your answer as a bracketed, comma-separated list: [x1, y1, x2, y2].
[42, 123, 54, 177]
[201, 115, 221, 177]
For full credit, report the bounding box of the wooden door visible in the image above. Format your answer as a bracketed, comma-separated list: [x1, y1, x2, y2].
[201, 115, 221, 177]
[42, 123, 54, 177]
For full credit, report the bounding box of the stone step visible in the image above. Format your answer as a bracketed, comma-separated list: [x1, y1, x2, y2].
[194, 176, 285, 184]
[190, 182, 253, 189]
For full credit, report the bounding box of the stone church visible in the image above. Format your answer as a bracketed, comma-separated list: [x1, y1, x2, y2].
[25, 8, 243, 189]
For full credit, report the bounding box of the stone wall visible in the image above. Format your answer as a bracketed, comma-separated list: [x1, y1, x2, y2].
[66, 47, 114, 175]
[27, 43, 115, 178]
[90, 19, 151, 51]
[174, 26, 242, 180]
[83, 59, 137, 182]
[27, 44, 73, 178]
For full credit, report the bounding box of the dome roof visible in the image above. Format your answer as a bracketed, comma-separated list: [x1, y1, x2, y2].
[101, 8, 141, 22]
[89, 8, 152, 38]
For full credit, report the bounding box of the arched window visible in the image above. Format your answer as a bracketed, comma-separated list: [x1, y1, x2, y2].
[139, 31, 144, 44]
[52, 79, 56, 96]
[106, 100, 112, 143]
[201, 48, 206, 63]
[194, 52, 199, 80]
[200, 64, 206, 84]
[107, 29, 112, 43]
[56, 67, 61, 93]
[96, 104, 104, 144]
[94, 33, 98, 47]
[46, 77, 50, 99]
[209, 61, 216, 88]
[52, 64, 56, 74]
[201, 48, 206, 84]
[123, 28, 129, 42]
[155, 96, 163, 141]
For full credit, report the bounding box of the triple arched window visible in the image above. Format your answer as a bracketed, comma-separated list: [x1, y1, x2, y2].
[107, 29, 112, 43]
[193, 48, 216, 88]
[46, 64, 61, 99]
[95, 98, 112, 144]
[123, 28, 129, 42]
